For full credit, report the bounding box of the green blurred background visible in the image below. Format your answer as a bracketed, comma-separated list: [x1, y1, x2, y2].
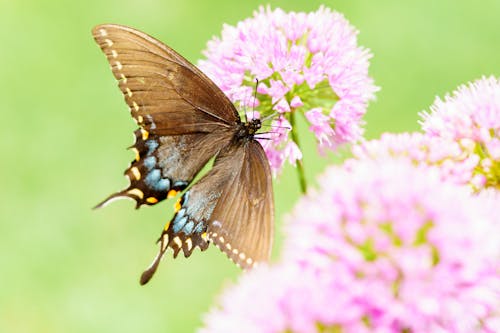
[1, 0, 499, 332]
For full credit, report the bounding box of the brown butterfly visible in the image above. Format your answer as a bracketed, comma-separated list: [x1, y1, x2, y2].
[92, 24, 274, 284]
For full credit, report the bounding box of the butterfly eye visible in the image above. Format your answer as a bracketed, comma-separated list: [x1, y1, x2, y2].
[253, 119, 262, 130]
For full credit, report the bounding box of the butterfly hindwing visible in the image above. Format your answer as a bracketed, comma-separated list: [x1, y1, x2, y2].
[92, 24, 239, 136]
[95, 127, 235, 208]
[209, 140, 274, 268]
[140, 139, 274, 284]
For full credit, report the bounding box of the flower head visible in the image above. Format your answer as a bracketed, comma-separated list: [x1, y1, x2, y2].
[351, 132, 481, 189]
[201, 160, 500, 332]
[284, 159, 500, 332]
[199, 6, 377, 173]
[420, 76, 500, 190]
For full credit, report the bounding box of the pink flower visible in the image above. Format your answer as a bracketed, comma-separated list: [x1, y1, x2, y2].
[350, 132, 481, 189]
[257, 115, 302, 173]
[420, 76, 500, 190]
[305, 108, 335, 150]
[199, 6, 378, 173]
[284, 159, 500, 332]
[200, 160, 500, 332]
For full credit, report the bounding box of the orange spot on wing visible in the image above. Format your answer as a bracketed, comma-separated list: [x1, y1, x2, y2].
[146, 197, 158, 204]
[163, 220, 171, 231]
[174, 198, 182, 212]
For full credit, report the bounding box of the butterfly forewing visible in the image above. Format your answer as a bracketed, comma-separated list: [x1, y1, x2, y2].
[92, 24, 242, 208]
[92, 24, 239, 136]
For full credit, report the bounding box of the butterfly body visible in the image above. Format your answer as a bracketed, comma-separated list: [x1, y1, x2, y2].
[92, 24, 274, 284]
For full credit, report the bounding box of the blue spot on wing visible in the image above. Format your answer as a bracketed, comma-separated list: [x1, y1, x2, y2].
[144, 156, 156, 170]
[145, 140, 159, 155]
[194, 223, 204, 233]
[145, 169, 161, 186]
[183, 221, 195, 234]
[172, 216, 188, 233]
[145, 169, 171, 192]
[155, 178, 170, 191]
[173, 180, 188, 189]
[182, 191, 190, 205]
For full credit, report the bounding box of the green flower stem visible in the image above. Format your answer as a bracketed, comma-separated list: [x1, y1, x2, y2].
[289, 110, 307, 194]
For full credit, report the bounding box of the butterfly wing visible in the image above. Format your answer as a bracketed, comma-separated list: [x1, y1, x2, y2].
[92, 24, 240, 207]
[140, 139, 274, 284]
[95, 128, 234, 208]
[92, 24, 239, 134]
[208, 140, 274, 268]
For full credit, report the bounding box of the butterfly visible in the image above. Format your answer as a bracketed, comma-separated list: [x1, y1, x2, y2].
[92, 24, 274, 284]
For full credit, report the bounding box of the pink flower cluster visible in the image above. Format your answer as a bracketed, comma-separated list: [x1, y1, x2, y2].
[420, 76, 500, 190]
[349, 76, 500, 192]
[351, 132, 483, 189]
[199, 6, 377, 172]
[200, 160, 500, 333]
[198, 9, 500, 333]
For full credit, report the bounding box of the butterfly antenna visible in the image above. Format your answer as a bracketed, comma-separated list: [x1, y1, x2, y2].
[243, 90, 248, 122]
[261, 124, 292, 130]
[254, 131, 283, 140]
[261, 111, 279, 122]
[253, 78, 259, 120]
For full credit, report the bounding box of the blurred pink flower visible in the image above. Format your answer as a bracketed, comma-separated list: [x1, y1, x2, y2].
[200, 160, 500, 333]
[199, 6, 378, 173]
[351, 132, 481, 189]
[420, 76, 500, 190]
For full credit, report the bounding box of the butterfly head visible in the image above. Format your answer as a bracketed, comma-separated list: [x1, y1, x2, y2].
[237, 118, 262, 140]
[248, 118, 262, 134]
